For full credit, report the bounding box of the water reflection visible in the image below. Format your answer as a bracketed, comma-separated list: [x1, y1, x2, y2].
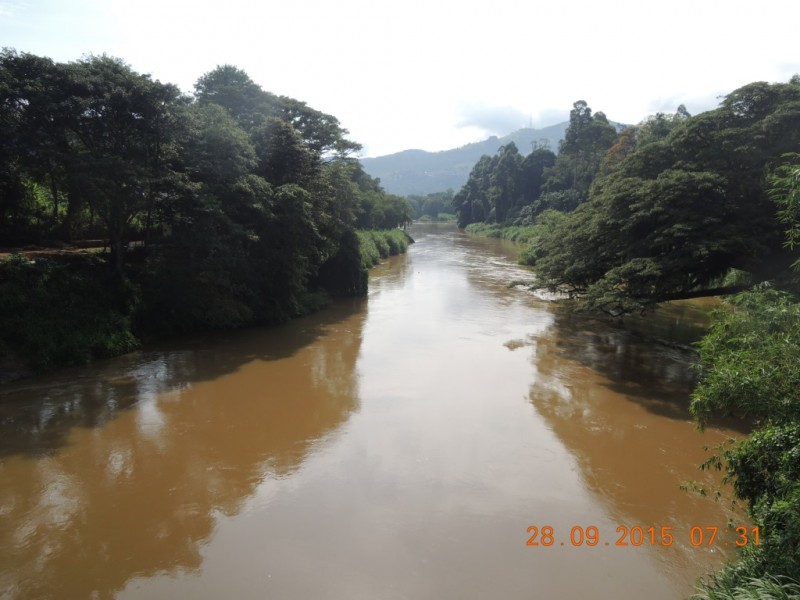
[528, 302, 745, 587]
[0, 226, 747, 599]
[0, 301, 365, 599]
[534, 306, 701, 421]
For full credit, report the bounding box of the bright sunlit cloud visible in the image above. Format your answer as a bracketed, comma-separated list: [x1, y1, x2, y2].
[2, 0, 798, 156]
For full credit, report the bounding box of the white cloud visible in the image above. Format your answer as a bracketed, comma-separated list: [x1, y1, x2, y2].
[0, 0, 26, 18]
[2, 0, 799, 156]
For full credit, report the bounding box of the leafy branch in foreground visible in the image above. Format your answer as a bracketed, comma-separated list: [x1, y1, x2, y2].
[689, 286, 800, 591]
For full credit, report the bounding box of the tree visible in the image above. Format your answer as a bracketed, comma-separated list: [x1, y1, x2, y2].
[0, 50, 86, 240]
[691, 287, 800, 585]
[71, 55, 186, 275]
[541, 101, 618, 198]
[599, 126, 637, 175]
[769, 153, 800, 269]
[454, 154, 494, 228]
[183, 103, 256, 186]
[406, 189, 455, 220]
[194, 64, 275, 130]
[0, 49, 409, 352]
[519, 147, 556, 205]
[634, 107, 690, 149]
[523, 80, 800, 314]
[276, 96, 361, 157]
[251, 117, 315, 186]
[488, 142, 522, 223]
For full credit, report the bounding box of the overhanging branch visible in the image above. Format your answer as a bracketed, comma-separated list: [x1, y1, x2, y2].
[636, 284, 753, 304]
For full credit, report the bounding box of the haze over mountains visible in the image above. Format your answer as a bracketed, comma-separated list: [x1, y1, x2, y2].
[359, 124, 570, 196]
[360, 121, 630, 196]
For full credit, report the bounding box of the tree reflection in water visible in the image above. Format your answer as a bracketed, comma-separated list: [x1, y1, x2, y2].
[0, 300, 364, 599]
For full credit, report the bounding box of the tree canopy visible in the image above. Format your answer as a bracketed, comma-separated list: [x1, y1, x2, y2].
[522, 80, 800, 314]
[452, 99, 618, 230]
[0, 49, 412, 347]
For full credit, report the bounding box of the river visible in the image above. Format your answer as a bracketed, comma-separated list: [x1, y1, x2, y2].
[0, 224, 745, 599]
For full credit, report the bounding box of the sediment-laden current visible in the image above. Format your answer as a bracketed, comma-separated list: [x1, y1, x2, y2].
[0, 224, 744, 599]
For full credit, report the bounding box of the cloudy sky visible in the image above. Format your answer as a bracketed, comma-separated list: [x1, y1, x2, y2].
[2, 0, 798, 157]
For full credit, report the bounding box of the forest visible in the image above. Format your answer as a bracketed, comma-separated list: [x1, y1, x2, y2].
[0, 49, 413, 372]
[455, 79, 800, 597]
[3, 46, 800, 597]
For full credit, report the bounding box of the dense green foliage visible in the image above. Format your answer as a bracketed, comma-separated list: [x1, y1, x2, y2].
[453, 100, 622, 230]
[405, 189, 455, 221]
[539, 101, 619, 199]
[0, 255, 139, 369]
[692, 289, 800, 426]
[455, 80, 800, 596]
[769, 153, 800, 268]
[520, 81, 800, 314]
[690, 288, 800, 594]
[453, 143, 557, 228]
[356, 229, 412, 268]
[359, 122, 570, 197]
[691, 575, 800, 600]
[464, 222, 536, 244]
[0, 50, 411, 370]
[688, 158, 800, 596]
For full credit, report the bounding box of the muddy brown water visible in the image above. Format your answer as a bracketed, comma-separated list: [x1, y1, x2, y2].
[0, 224, 747, 599]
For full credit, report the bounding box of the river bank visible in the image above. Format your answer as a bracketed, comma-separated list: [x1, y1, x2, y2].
[0, 229, 412, 384]
[0, 224, 744, 599]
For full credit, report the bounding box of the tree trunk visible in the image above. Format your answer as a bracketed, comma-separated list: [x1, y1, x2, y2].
[109, 223, 125, 276]
[59, 174, 82, 242]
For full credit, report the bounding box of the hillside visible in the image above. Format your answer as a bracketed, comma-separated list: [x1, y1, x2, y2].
[360, 123, 570, 196]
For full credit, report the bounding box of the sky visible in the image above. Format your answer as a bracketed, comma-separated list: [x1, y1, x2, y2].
[2, 0, 799, 157]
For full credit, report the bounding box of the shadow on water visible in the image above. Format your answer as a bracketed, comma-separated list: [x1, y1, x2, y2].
[525, 299, 748, 585]
[528, 301, 749, 433]
[0, 298, 367, 599]
[0, 298, 365, 459]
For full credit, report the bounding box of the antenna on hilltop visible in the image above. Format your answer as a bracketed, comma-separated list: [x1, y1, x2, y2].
[528, 114, 533, 129]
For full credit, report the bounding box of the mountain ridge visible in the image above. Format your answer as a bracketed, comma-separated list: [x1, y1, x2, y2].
[360, 123, 570, 196]
[360, 121, 627, 196]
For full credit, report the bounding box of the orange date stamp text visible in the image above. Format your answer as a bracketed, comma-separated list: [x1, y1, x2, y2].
[525, 525, 760, 548]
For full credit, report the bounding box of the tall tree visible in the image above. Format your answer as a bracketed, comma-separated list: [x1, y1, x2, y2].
[491, 143, 523, 223]
[194, 64, 275, 130]
[519, 147, 556, 205]
[251, 117, 315, 187]
[541, 101, 618, 198]
[454, 154, 494, 228]
[523, 79, 800, 314]
[72, 55, 186, 274]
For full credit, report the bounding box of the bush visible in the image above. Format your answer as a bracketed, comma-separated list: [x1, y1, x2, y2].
[356, 231, 381, 268]
[465, 222, 537, 244]
[370, 231, 391, 258]
[317, 228, 368, 297]
[692, 574, 800, 600]
[356, 229, 411, 269]
[691, 288, 800, 596]
[0, 256, 140, 370]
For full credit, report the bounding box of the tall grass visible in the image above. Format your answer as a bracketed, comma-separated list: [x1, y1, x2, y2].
[691, 575, 800, 600]
[464, 222, 537, 244]
[356, 229, 412, 269]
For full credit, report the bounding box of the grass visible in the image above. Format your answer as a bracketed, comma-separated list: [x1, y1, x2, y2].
[356, 229, 412, 269]
[691, 575, 800, 600]
[417, 213, 457, 223]
[464, 222, 537, 244]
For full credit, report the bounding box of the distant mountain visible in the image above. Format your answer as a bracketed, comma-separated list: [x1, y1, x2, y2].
[360, 121, 626, 196]
[360, 123, 569, 196]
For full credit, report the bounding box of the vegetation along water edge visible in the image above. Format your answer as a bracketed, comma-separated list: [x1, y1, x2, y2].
[0, 50, 413, 380]
[454, 79, 800, 597]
